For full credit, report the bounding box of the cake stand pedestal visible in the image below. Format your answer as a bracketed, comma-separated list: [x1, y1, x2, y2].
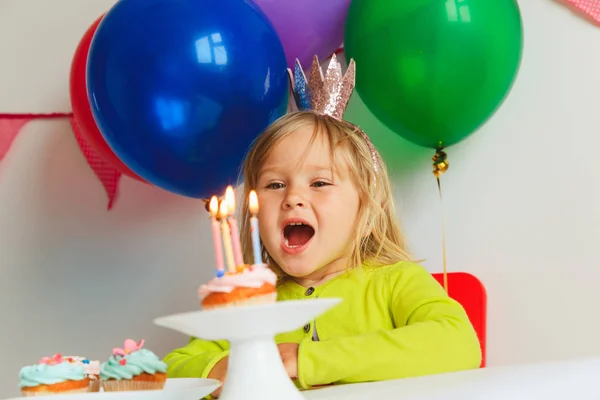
[154, 298, 341, 400]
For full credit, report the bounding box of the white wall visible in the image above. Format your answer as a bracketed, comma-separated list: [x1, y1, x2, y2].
[0, 0, 599, 397]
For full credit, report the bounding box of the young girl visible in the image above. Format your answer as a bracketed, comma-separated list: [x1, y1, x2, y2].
[164, 57, 481, 397]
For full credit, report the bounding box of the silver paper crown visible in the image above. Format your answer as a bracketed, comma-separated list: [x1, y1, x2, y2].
[287, 54, 379, 173]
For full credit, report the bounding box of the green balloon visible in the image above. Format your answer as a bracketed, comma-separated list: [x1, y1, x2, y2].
[344, 0, 523, 149]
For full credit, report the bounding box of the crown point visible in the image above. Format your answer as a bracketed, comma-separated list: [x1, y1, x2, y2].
[290, 60, 311, 111]
[344, 59, 356, 86]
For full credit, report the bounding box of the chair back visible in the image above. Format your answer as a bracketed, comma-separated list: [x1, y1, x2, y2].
[432, 272, 487, 367]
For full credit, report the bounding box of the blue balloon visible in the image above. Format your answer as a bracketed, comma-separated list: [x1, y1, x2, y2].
[87, 0, 289, 198]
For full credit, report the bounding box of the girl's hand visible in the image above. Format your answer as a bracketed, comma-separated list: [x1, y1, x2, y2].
[208, 356, 228, 398]
[277, 343, 299, 379]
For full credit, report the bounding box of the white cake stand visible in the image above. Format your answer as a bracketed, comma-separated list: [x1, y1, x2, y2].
[154, 298, 341, 400]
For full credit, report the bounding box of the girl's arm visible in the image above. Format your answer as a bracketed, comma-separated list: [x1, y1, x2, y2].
[295, 264, 482, 389]
[163, 337, 230, 379]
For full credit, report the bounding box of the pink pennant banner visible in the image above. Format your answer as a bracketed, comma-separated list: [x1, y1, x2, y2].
[70, 117, 121, 209]
[0, 113, 121, 210]
[0, 117, 33, 160]
[563, 0, 600, 24]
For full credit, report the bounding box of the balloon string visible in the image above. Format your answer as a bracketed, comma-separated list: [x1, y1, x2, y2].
[436, 176, 448, 293]
[432, 148, 449, 293]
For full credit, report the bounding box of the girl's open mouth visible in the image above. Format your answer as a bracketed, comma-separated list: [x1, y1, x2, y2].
[282, 220, 315, 253]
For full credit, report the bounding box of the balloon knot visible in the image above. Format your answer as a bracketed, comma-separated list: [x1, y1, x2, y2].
[432, 148, 449, 178]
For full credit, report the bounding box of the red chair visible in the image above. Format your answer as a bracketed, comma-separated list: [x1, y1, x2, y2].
[432, 272, 487, 367]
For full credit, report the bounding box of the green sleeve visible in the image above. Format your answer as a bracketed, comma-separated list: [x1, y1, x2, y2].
[163, 337, 230, 379]
[296, 264, 482, 388]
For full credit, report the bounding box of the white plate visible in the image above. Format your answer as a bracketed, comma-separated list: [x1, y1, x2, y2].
[5, 378, 221, 400]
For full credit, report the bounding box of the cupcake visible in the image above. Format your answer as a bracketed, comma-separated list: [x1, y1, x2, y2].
[100, 339, 167, 392]
[198, 263, 277, 310]
[64, 356, 101, 392]
[19, 354, 90, 396]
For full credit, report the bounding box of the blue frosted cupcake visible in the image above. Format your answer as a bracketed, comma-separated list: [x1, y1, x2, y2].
[19, 354, 89, 396]
[100, 339, 167, 392]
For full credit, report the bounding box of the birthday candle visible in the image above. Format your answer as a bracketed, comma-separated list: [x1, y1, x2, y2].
[248, 190, 262, 265]
[225, 186, 244, 266]
[209, 196, 225, 276]
[219, 200, 236, 273]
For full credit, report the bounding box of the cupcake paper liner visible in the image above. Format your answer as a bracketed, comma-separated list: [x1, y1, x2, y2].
[89, 379, 101, 392]
[101, 379, 165, 392]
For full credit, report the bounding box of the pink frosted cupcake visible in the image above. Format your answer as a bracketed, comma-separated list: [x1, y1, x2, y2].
[64, 356, 101, 392]
[198, 263, 277, 310]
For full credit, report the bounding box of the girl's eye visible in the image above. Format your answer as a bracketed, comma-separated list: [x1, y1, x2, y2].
[311, 181, 331, 188]
[265, 182, 285, 190]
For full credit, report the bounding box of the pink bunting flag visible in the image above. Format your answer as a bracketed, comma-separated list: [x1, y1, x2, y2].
[563, 0, 600, 24]
[0, 114, 121, 210]
[0, 116, 33, 160]
[70, 117, 121, 209]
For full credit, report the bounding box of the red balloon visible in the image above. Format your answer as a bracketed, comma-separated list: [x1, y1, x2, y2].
[70, 16, 145, 182]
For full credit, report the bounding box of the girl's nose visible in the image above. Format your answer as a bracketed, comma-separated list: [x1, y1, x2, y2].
[283, 193, 304, 209]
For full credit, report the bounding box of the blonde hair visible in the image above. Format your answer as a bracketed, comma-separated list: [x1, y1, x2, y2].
[240, 111, 412, 278]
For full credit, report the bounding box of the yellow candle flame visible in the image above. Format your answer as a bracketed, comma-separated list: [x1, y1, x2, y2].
[225, 186, 236, 215]
[209, 196, 219, 218]
[249, 190, 259, 215]
[218, 198, 229, 219]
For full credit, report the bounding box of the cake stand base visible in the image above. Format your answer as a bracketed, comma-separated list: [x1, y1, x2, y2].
[154, 298, 341, 400]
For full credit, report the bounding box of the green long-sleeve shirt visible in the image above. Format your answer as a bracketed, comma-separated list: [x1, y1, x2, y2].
[164, 262, 482, 389]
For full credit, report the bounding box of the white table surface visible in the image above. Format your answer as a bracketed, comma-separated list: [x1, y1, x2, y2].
[303, 357, 600, 400]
